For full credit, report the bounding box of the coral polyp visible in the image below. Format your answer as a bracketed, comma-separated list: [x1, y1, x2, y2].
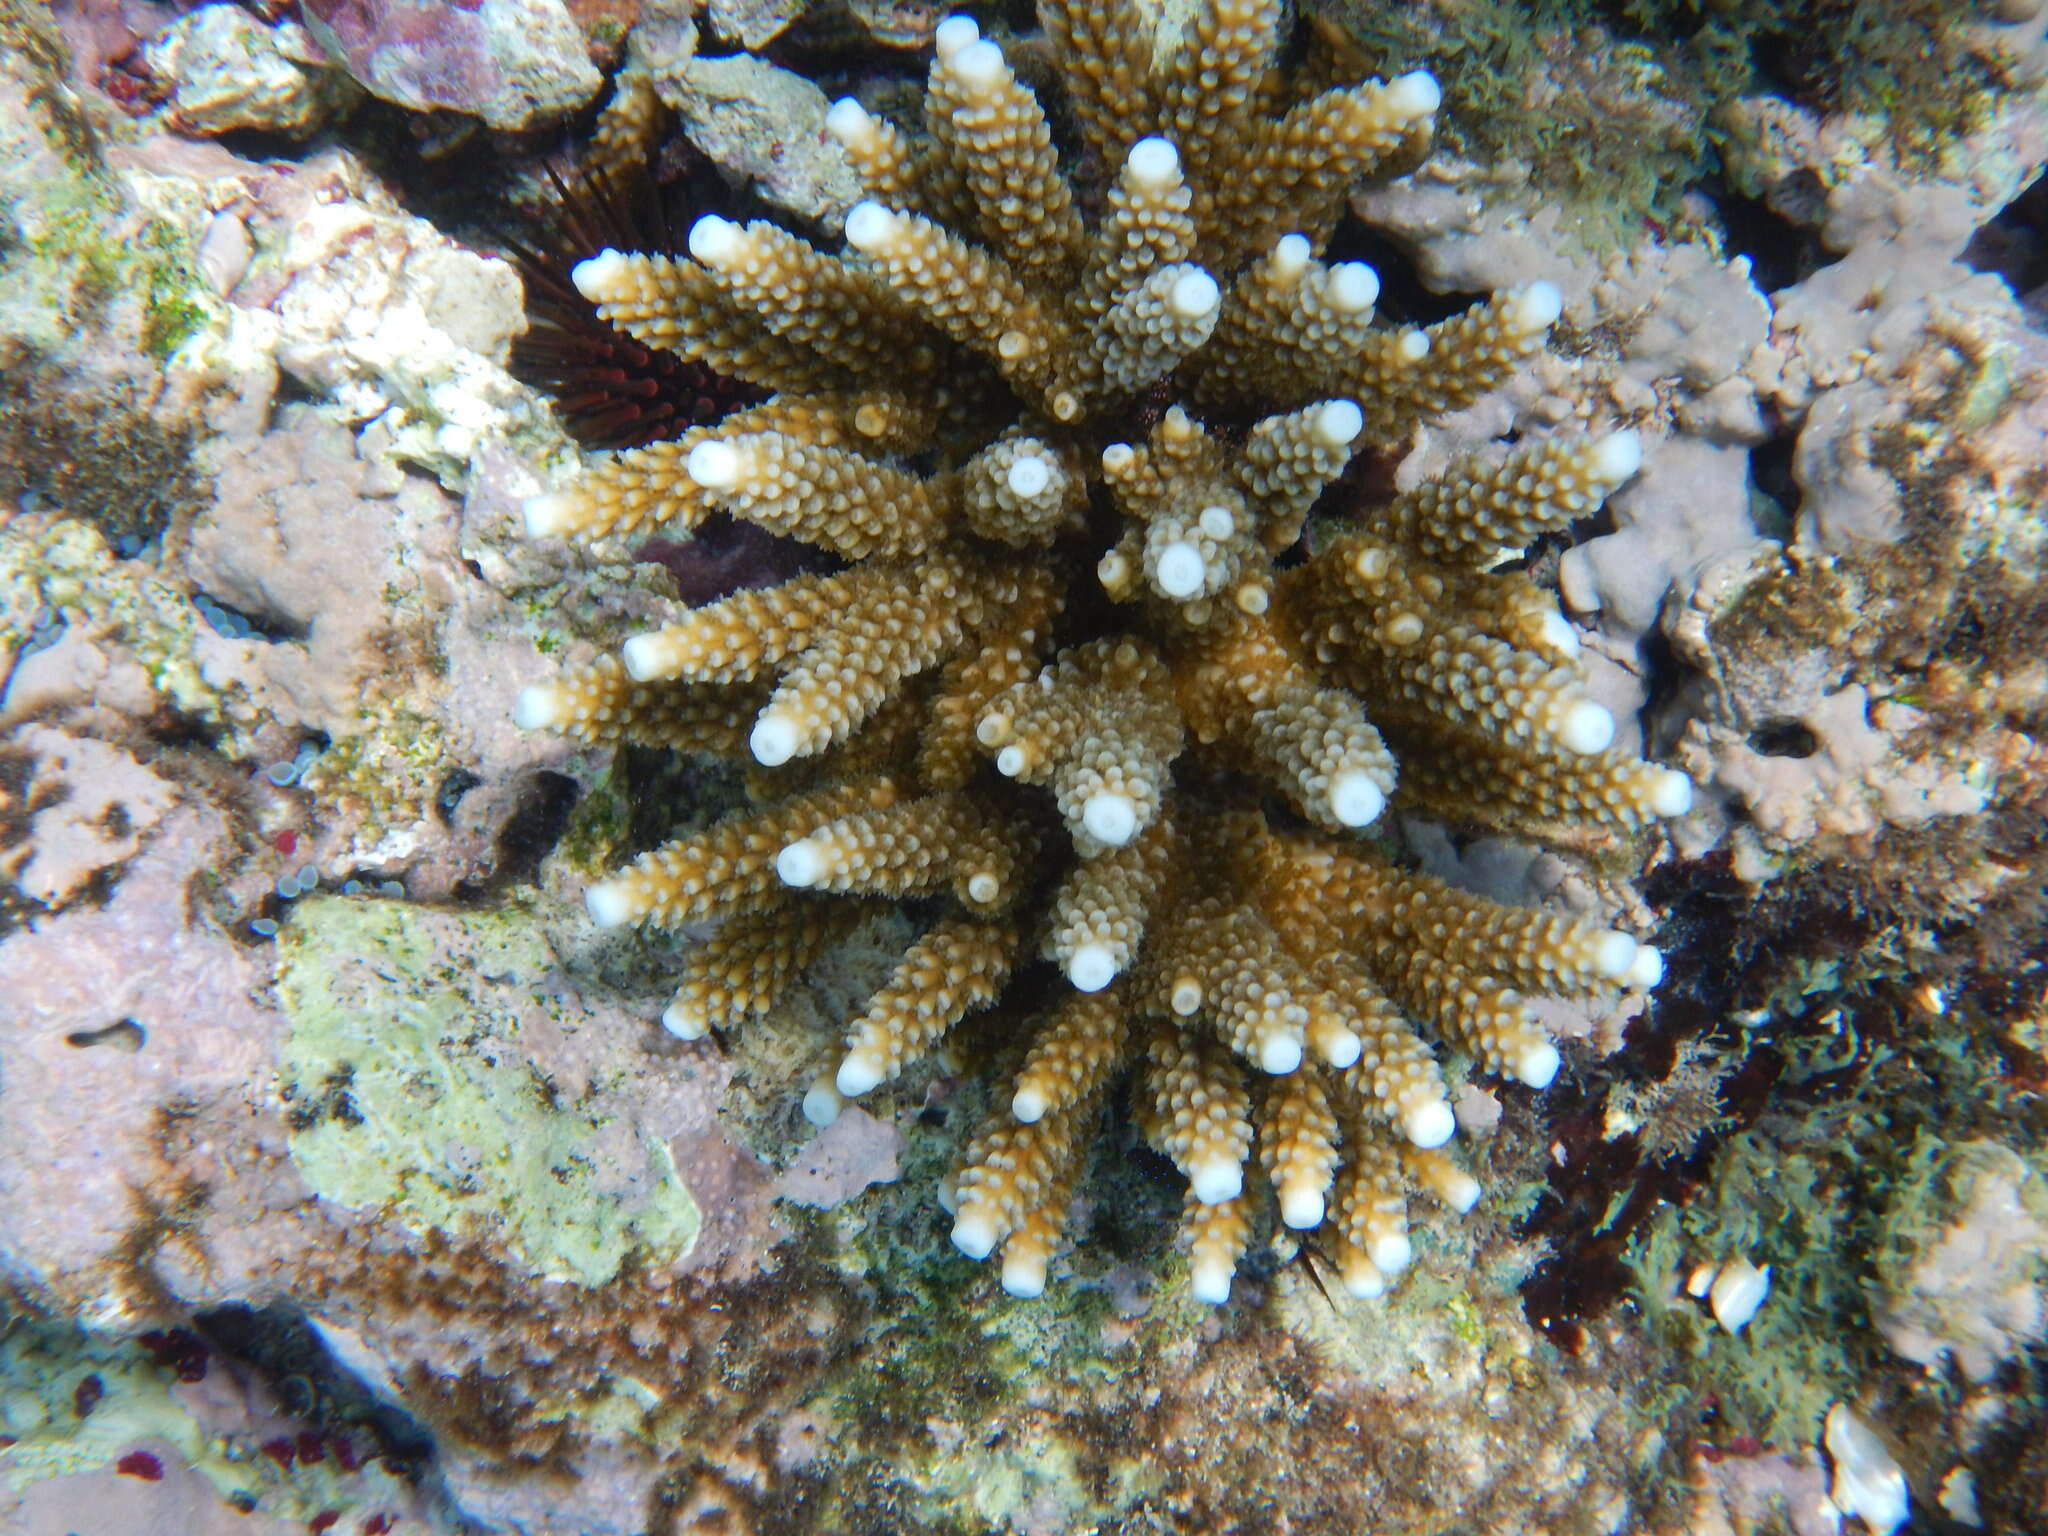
[517, 0, 1690, 1304]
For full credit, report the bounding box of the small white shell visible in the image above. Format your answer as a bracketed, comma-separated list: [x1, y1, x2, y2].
[1824, 1404, 1910, 1536]
[1710, 1257, 1771, 1334]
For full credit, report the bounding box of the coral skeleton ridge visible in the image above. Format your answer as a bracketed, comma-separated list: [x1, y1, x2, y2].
[518, 0, 1691, 1304]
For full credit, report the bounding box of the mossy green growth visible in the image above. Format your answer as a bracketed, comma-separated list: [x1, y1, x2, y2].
[135, 218, 212, 359]
[299, 706, 458, 849]
[0, 518, 230, 725]
[0, 5, 219, 363]
[1325, 0, 1708, 246]
[1321, 0, 2010, 250]
[552, 754, 634, 875]
[782, 1065, 1171, 1531]
[276, 895, 701, 1286]
[1621, 986, 2018, 1442]
[11, 176, 217, 361]
[805, 1212, 1148, 1533]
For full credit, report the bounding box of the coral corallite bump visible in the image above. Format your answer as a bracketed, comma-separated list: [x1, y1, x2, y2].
[517, 0, 1693, 1306]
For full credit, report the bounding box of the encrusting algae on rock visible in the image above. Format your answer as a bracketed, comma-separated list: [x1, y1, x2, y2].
[276, 896, 704, 1288]
[516, 0, 1692, 1306]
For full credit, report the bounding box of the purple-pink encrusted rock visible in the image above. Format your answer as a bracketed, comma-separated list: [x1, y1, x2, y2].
[298, 0, 600, 130]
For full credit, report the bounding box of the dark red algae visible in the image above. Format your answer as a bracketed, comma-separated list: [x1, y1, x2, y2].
[115, 1449, 165, 1481]
[1516, 852, 1757, 1348]
[136, 1327, 210, 1382]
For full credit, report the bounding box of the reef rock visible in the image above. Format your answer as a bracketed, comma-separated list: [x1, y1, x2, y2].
[655, 52, 862, 228]
[297, 0, 602, 130]
[1873, 1141, 2048, 1385]
[141, 4, 352, 139]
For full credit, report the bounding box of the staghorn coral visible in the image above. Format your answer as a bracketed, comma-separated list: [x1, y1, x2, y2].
[517, 0, 1692, 1307]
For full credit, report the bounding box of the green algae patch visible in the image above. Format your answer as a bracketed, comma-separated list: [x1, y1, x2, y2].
[276, 896, 700, 1285]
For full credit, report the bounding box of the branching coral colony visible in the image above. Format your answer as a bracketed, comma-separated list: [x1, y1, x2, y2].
[516, 0, 1694, 1304]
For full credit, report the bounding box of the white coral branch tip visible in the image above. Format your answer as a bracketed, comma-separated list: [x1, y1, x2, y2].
[1006, 453, 1052, 498]
[1558, 700, 1614, 754]
[1513, 1039, 1561, 1089]
[951, 1208, 999, 1259]
[1592, 930, 1640, 979]
[1328, 769, 1385, 828]
[1169, 269, 1220, 320]
[1650, 769, 1694, 817]
[1388, 70, 1441, 119]
[1627, 944, 1665, 988]
[776, 837, 827, 887]
[1125, 136, 1180, 188]
[1258, 1032, 1303, 1075]
[513, 684, 562, 731]
[1154, 540, 1206, 598]
[1066, 941, 1117, 993]
[1188, 1154, 1243, 1204]
[570, 249, 627, 301]
[1410, 1155, 1480, 1211]
[1592, 429, 1643, 484]
[521, 491, 580, 538]
[1710, 1257, 1770, 1333]
[932, 13, 979, 58]
[1342, 1257, 1386, 1298]
[824, 97, 876, 148]
[750, 709, 803, 766]
[1327, 263, 1378, 313]
[1314, 399, 1363, 446]
[1189, 1252, 1234, 1305]
[835, 1048, 886, 1097]
[1001, 1249, 1048, 1298]
[1080, 790, 1139, 846]
[1011, 1084, 1049, 1123]
[950, 39, 1006, 91]
[1371, 1231, 1414, 1275]
[1402, 1099, 1456, 1149]
[1269, 233, 1312, 280]
[1318, 1027, 1362, 1069]
[686, 439, 742, 489]
[584, 879, 636, 928]
[801, 1077, 845, 1127]
[687, 214, 743, 266]
[843, 201, 904, 253]
[1509, 281, 1563, 334]
[1539, 609, 1581, 657]
[661, 998, 709, 1040]
[621, 633, 672, 682]
[1280, 1185, 1325, 1230]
